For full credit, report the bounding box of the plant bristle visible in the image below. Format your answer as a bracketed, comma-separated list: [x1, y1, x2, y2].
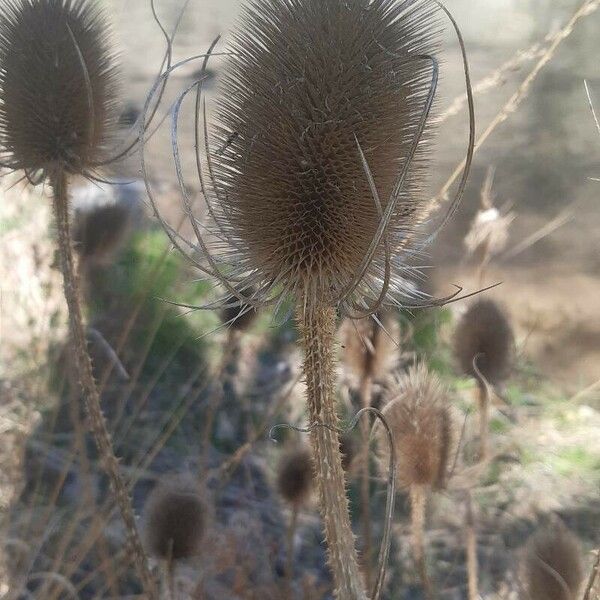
[378, 364, 453, 489]
[143, 479, 206, 561]
[0, 0, 118, 176]
[212, 0, 438, 308]
[454, 299, 514, 386]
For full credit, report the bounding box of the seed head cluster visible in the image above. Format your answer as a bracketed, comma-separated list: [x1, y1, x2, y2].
[276, 446, 314, 506]
[212, 0, 438, 309]
[0, 0, 118, 177]
[378, 364, 453, 490]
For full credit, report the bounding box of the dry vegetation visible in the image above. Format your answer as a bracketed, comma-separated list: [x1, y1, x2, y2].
[0, 0, 599, 599]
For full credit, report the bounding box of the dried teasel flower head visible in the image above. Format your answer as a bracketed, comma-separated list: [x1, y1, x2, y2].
[143, 477, 207, 561]
[377, 364, 454, 490]
[339, 432, 357, 472]
[219, 285, 259, 332]
[205, 0, 441, 311]
[340, 311, 400, 382]
[0, 0, 119, 178]
[276, 445, 314, 507]
[523, 520, 584, 600]
[454, 299, 514, 387]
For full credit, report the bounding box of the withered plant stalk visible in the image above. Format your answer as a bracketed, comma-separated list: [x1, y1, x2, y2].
[50, 170, 155, 597]
[476, 383, 490, 462]
[465, 491, 479, 600]
[410, 484, 433, 600]
[285, 505, 299, 591]
[300, 304, 367, 600]
[359, 376, 374, 589]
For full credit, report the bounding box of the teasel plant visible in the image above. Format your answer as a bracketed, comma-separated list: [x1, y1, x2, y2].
[276, 445, 314, 591]
[0, 0, 190, 595]
[340, 311, 400, 587]
[143, 0, 475, 596]
[376, 364, 454, 600]
[143, 477, 207, 600]
[522, 519, 584, 600]
[453, 299, 514, 461]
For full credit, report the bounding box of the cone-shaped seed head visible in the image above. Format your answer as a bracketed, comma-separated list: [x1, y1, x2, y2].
[213, 0, 438, 306]
[143, 478, 207, 561]
[0, 0, 118, 176]
[219, 286, 259, 332]
[378, 364, 453, 489]
[276, 445, 313, 506]
[341, 311, 400, 381]
[454, 299, 514, 387]
[339, 431, 357, 472]
[523, 522, 584, 600]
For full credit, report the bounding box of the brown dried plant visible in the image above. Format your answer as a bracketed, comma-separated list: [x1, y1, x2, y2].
[523, 521, 584, 600]
[145, 0, 475, 595]
[377, 364, 454, 599]
[454, 298, 514, 460]
[0, 0, 155, 594]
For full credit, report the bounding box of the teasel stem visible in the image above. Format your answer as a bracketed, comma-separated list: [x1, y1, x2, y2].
[476, 383, 489, 462]
[50, 169, 156, 598]
[409, 484, 432, 600]
[299, 303, 367, 600]
[465, 490, 479, 600]
[358, 376, 374, 589]
[285, 505, 299, 592]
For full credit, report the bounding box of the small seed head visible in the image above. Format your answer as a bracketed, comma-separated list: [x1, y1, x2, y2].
[276, 445, 313, 506]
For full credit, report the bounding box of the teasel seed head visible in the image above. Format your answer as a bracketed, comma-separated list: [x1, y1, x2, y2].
[0, 0, 119, 178]
[454, 299, 514, 387]
[143, 477, 207, 561]
[523, 521, 584, 600]
[339, 432, 357, 472]
[340, 311, 400, 382]
[377, 364, 454, 490]
[276, 445, 314, 507]
[219, 286, 259, 332]
[211, 0, 438, 310]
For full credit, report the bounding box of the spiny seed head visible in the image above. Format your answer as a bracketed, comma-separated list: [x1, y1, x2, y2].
[0, 0, 119, 177]
[523, 521, 584, 600]
[219, 286, 259, 332]
[143, 478, 207, 561]
[276, 446, 313, 506]
[339, 432, 357, 472]
[454, 299, 514, 387]
[377, 364, 453, 489]
[212, 0, 438, 308]
[341, 311, 400, 381]
[72, 200, 131, 263]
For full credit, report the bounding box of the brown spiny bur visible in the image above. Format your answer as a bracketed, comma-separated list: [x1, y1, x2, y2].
[377, 364, 454, 490]
[339, 432, 357, 472]
[0, 0, 118, 176]
[212, 0, 438, 308]
[340, 311, 400, 382]
[523, 521, 584, 600]
[143, 477, 207, 561]
[276, 446, 314, 507]
[219, 286, 258, 332]
[454, 299, 514, 387]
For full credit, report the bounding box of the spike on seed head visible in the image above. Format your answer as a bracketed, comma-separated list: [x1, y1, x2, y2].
[454, 299, 514, 387]
[341, 311, 400, 381]
[143, 478, 207, 561]
[276, 446, 313, 506]
[211, 0, 439, 309]
[377, 364, 453, 489]
[523, 521, 584, 600]
[0, 0, 119, 177]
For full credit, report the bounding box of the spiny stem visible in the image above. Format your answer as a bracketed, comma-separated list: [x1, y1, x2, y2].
[465, 491, 479, 600]
[410, 485, 432, 600]
[477, 383, 490, 462]
[50, 170, 156, 598]
[359, 376, 373, 590]
[299, 303, 368, 600]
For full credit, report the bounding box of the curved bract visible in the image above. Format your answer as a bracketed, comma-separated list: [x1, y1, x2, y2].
[0, 0, 118, 177]
[210, 0, 439, 311]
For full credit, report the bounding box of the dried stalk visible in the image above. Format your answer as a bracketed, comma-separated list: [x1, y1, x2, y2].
[465, 491, 479, 600]
[50, 170, 156, 598]
[299, 303, 367, 600]
[410, 484, 432, 600]
[359, 376, 374, 590]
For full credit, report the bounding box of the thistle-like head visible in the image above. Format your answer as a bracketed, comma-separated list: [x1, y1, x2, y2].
[377, 364, 454, 490]
[454, 299, 514, 387]
[0, 0, 118, 178]
[276, 445, 314, 507]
